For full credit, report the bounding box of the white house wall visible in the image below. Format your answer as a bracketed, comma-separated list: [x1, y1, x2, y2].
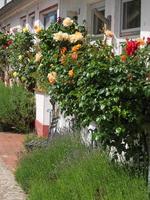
[0, 0, 60, 31]
[141, 0, 150, 38]
[36, 93, 45, 124]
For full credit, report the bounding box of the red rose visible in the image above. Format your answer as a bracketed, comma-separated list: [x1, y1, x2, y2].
[125, 40, 139, 56]
[71, 53, 78, 60]
[7, 39, 13, 46]
[2, 44, 8, 49]
[147, 37, 150, 45]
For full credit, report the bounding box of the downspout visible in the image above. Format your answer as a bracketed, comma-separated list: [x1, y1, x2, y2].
[58, 0, 61, 18]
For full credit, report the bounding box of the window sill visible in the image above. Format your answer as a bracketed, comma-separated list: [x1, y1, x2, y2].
[120, 30, 140, 38]
[87, 34, 104, 41]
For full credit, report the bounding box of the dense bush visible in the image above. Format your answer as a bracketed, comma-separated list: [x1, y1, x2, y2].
[0, 32, 13, 81]
[8, 29, 36, 91]
[0, 18, 150, 179]
[16, 135, 148, 200]
[36, 19, 150, 176]
[0, 82, 35, 132]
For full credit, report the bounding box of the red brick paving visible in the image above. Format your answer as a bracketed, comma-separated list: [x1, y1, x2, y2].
[0, 132, 25, 171]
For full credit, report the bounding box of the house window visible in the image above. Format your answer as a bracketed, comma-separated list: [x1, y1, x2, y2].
[1, 24, 10, 33]
[29, 12, 35, 32]
[121, 0, 141, 36]
[44, 11, 57, 29]
[40, 5, 58, 29]
[1, 26, 6, 33]
[90, 2, 105, 35]
[20, 16, 27, 28]
[6, 24, 10, 33]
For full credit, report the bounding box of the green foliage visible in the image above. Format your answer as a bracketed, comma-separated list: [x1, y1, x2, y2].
[38, 20, 150, 175]
[16, 135, 148, 200]
[0, 81, 35, 132]
[0, 32, 13, 73]
[0, 19, 150, 177]
[36, 20, 86, 91]
[9, 30, 36, 91]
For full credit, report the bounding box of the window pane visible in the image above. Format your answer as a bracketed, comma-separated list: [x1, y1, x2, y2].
[30, 16, 35, 28]
[22, 19, 26, 28]
[123, 0, 141, 30]
[44, 11, 57, 29]
[93, 9, 105, 35]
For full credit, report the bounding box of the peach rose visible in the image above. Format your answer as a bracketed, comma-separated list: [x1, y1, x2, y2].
[34, 25, 42, 34]
[68, 69, 74, 78]
[60, 55, 67, 65]
[104, 30, 114, 37]
[63, 17, 74, 27]
[72, 44, 81, 52]
[53, 31, 69, 42]
[69, 32, 84, 43]
[136, 38, 145, 46]
[48, 72, 57, 85]
[35, 52, 42, 62]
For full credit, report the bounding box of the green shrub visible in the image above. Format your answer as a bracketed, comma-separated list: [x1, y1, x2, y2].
[0, 82, 35, 132]
[16, 135, 148, 200]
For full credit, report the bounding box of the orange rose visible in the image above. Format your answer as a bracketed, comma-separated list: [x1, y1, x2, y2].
[34, 25, 42, 34]
[60, 47, 67, 55]
[72, 44, 81, 52]
[60, 55, 67, 65]
[47, 72, 57, 85]
[68, 69, 74, 78]
[121, 55, 127, 62]
[136, 38, 145, 46]
[104, 30, 114, 37]
[71, 52, 78, 60]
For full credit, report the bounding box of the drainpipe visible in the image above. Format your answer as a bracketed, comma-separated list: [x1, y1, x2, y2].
[58, 0, 61, 18]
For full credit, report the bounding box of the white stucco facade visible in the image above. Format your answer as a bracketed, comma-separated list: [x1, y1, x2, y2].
[0, 0, 149, 53]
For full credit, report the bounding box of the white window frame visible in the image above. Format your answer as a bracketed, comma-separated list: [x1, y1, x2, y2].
[89, 1, 105, 37]
[28, 12, 35, 32]
[40, 5, 58, 29]
[1, 26, 6, 33]
[120, 0, 141, 36]
[20, 16, 27, 28]
[1, 24, 10, 33]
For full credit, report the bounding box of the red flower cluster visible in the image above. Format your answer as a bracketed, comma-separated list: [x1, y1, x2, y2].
[147, 37, 150, 45]
[57, 17, 63, 24]
[125, 40, 139, 56]
[2, 39, 13, 49]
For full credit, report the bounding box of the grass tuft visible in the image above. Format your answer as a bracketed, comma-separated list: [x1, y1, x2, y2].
[16, 135, 148, 200]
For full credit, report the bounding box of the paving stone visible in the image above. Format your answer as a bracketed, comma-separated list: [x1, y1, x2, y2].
[0, 159, 26, 200]
[0, 132, 26, 200]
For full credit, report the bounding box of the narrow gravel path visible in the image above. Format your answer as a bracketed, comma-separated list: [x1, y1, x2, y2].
[0, 159, 26, 200]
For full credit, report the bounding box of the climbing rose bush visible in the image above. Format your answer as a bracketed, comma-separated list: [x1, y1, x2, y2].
[36, 19, 150, 176]
[0, 17, 150, 176]
[0, 32, 13, 79]
[35, 17, 86, 92]
[8, 27, 36, 91]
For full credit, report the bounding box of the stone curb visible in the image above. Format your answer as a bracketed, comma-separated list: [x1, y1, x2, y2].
[0, 159, 26, 200]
